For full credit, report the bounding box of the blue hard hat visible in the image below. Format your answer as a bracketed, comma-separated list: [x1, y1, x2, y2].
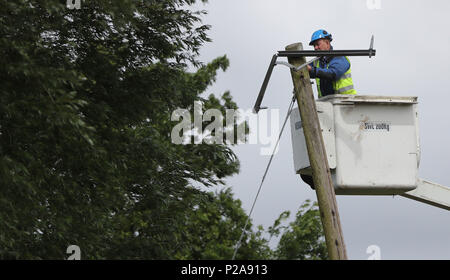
[309, 29, 332, 46]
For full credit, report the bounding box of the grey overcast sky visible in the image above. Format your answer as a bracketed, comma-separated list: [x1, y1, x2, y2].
[192, 0, 450, 259]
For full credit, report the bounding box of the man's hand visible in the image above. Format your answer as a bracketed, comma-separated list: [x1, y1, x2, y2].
[307, 65, 312, 71]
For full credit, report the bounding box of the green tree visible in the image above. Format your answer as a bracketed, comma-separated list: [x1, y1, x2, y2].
[0, 0, 239, 259]
[0, 0, 326, 260]
[173, 188, 327, 260]
[273, 200, 328, 260]
[174, 188, 272, 260]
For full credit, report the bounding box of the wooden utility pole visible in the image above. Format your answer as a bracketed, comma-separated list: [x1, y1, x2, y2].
[286, 42, 347, 260]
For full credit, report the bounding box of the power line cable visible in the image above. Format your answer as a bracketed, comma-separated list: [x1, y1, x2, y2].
[232, 93, 297, 260]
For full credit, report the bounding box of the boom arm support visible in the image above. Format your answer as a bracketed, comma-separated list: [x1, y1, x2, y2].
[401, 179, 450, 211]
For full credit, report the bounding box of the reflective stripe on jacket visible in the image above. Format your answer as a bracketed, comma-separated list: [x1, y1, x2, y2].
[314, 56, 356, 97]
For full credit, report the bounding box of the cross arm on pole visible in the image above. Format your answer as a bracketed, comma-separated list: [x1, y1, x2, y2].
[253, 36, 376, 114]
[277, 49, 376, 58]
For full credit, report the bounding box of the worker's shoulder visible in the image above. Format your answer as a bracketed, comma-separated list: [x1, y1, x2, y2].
[330, 55, 350, 65]
[330, 55, 350, 62]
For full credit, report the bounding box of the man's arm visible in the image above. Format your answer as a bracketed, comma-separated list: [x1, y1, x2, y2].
[308, 56, 350, 80]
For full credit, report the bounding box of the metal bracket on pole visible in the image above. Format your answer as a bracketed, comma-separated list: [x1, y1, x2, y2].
[369, 35, 375, 58]
[275, 57, 320, 72]
[253, 54, 278, 114]
[253, 36, 376, 113]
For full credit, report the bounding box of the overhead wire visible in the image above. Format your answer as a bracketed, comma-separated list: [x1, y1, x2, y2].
[231, 92, 297, 260]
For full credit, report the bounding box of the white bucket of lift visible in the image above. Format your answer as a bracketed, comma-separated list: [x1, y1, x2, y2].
[290, 95, 420, 195]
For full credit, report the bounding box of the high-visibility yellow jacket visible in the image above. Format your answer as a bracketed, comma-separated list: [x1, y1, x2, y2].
[311, 56, 356, 97]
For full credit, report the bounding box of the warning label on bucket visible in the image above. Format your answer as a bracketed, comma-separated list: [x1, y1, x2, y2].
[361, 121, 391, 132]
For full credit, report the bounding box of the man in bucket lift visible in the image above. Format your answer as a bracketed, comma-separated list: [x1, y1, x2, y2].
[307, 29, 356, 97]
[302, 29, 357, 189]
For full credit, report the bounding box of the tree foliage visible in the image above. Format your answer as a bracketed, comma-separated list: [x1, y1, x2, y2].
[174, 188, 272, 260]
[274, 200, 328, 260]
[0, 0, 326, 259]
